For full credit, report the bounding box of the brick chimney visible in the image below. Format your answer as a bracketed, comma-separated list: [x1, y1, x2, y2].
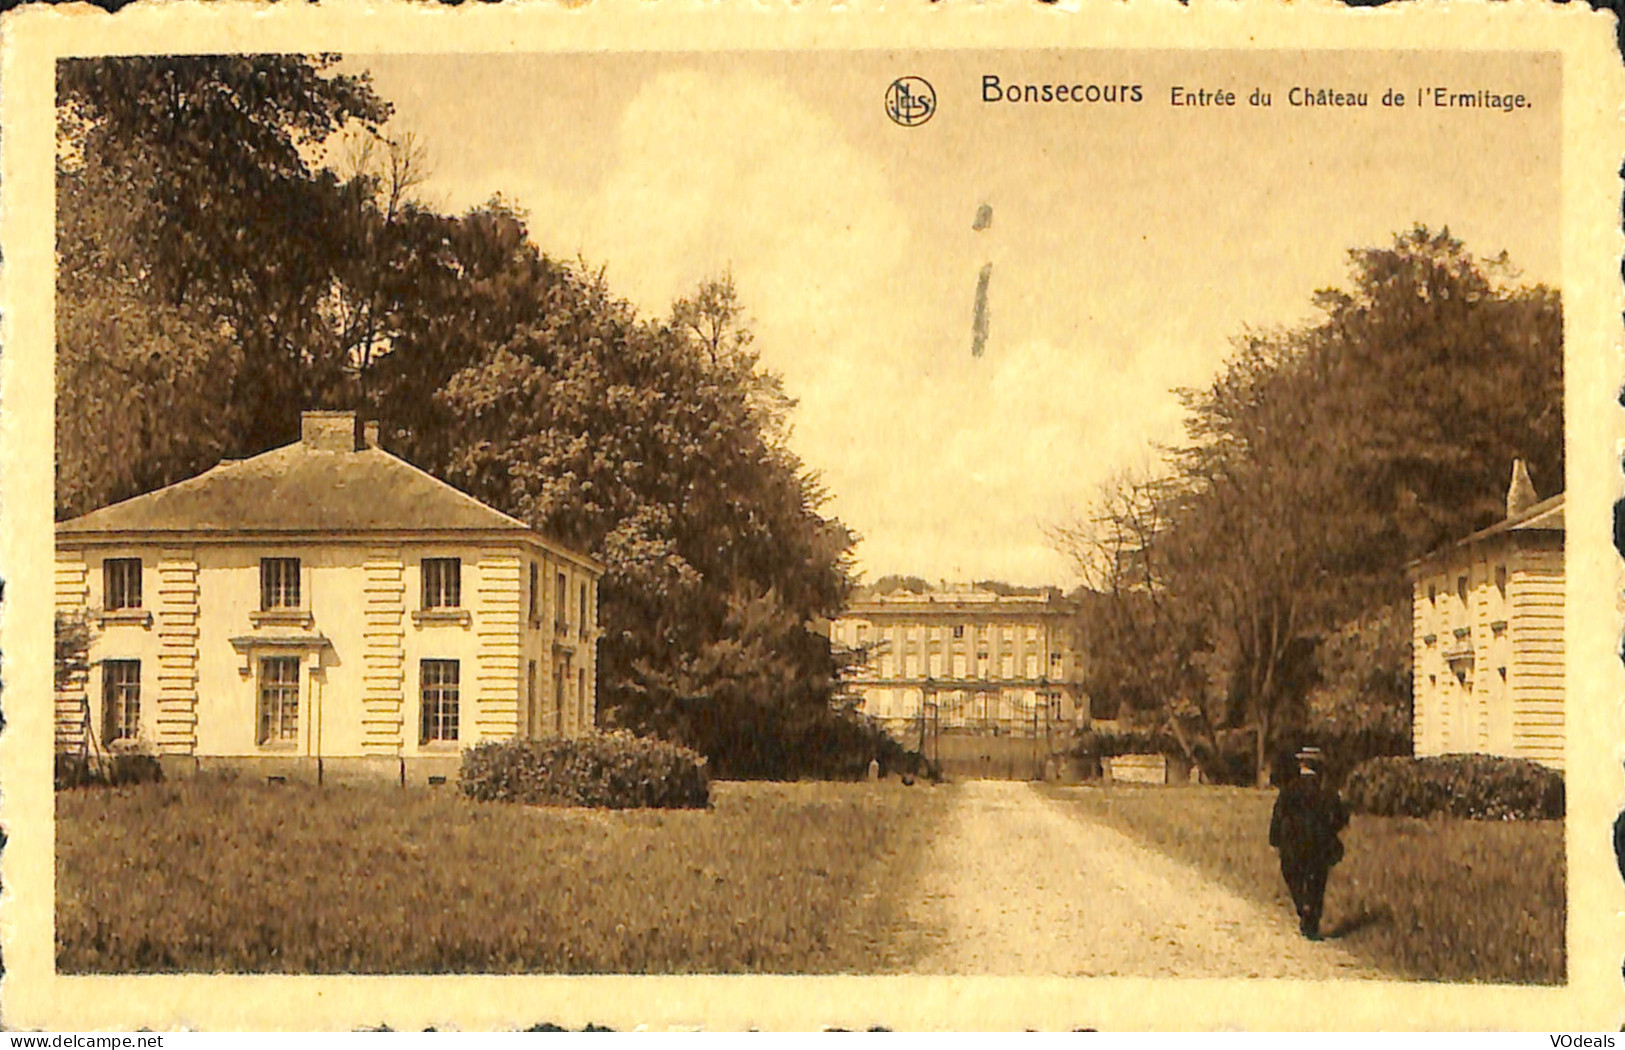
[300, 410, 360, 453]
[1507, 458, 1539, 519]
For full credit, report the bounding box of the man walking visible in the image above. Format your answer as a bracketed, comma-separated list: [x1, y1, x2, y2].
[1268, 746, 1348, 940]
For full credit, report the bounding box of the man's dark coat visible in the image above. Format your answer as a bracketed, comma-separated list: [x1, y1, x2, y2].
[1269, 773, 1349, 937]
[1269, 776, 1349, 866]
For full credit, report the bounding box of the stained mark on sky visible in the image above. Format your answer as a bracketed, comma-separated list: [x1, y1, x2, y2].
[971, 202, 993, 357]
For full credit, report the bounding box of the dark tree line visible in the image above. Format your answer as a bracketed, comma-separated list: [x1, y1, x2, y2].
[57, 55, 874, 777]
[1056, 227, 1563, 785]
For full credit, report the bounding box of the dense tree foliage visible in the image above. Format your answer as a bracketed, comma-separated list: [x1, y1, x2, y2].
[392, 259, 860, 773]
[56, 57, 391, 515]
[1302, 604, 1413, 780]
[57, 57, 865, 777]
[1057, 227, 1562, 784]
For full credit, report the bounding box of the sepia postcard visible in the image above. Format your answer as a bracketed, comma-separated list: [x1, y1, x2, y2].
[2, 0, 1623, 1032]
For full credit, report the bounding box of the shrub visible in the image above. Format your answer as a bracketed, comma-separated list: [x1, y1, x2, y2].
[650, 685, 927, 781]
[459, 731, 710, 809]
[771, 714, 925, 781]
[55, 750, 163, 790]
[1292, 727, 1412, 788]
[1344, 754, 1564, 820]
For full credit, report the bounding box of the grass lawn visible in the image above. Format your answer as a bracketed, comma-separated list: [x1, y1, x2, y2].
[57, 777, 948, 974]
[1043, 784, 1565, 984]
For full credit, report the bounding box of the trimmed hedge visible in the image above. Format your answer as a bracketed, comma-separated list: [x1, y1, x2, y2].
[1294, 727, 1412, 788]
[1344, 754, 1563, 821]
[459, 731, 710, 809]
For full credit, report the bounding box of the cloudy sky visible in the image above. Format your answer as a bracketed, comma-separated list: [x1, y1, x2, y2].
[349, 50, 1559, 585]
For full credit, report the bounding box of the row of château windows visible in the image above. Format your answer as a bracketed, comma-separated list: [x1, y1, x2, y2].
[869, 649, 1064, 680]
[844, 621, 1068, 647]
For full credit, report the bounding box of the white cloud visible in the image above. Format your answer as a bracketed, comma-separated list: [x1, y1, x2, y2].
[390, 56, 1556, 590]
[484, 72, 1209, 586]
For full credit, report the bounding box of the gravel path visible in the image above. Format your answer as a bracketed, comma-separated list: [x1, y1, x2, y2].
[907, 780, 1379, 978]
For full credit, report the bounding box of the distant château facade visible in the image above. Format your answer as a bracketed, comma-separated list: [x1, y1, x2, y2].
[831, 582, 1088, 752]
[55, 411, 604, 785]
[1411, 460, 1564, 768]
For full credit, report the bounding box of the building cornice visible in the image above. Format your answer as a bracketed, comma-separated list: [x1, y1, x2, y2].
[55, 527, 606, 576]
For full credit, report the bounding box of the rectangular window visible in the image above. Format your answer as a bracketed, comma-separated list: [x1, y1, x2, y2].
[578, 668, 589, 730]
[529, 562, 540, 621]
[420, 659, 460, 743]
[1495, 565, 1508, 598]
[260, 558, 301, 610]
[1050, 652, 1063, 670]
[102, 659, 140, 745]
[257, 656, 300, 745]
[1457, 575, 1469, 604]
[556, 572, 568, 632]
[422, 558, 462, 609]
[527, 659, 539, 737]
[952, 625, 965, 639]
[579, 582, 589, 637]
[103, 558, 142, 610]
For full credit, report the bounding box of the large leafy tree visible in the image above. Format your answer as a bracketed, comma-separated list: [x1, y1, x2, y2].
[1058, 226, 1562, 785]
[402, 256, 857, 771]
[1299, 226, 1563, 564]
[1058, 471, 1220, 769]
[56, 56, 390, 516]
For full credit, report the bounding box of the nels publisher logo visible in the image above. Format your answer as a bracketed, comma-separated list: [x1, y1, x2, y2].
[885, 76, 936, 127]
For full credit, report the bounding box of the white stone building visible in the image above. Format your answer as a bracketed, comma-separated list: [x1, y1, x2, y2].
[55, 411, 603, 784]
[1411, 461, 1563, 768]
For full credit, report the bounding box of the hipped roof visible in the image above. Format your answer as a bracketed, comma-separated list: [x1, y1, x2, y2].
[1412, 492, 1564, 571]
[58, 441, 596, 570]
